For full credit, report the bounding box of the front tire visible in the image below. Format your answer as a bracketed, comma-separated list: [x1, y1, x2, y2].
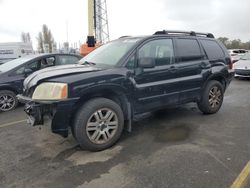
[0, 90, 18, 112]
[197, 81, 224, 114]
[73, 98, 124, 151]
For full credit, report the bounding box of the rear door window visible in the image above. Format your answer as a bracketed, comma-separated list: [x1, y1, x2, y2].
[175, 39, 203, 62]
[200, 39, 225, 60]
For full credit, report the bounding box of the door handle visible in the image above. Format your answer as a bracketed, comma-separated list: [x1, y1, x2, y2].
[200, 62, 211, 69]
[169, 66, 178, 73]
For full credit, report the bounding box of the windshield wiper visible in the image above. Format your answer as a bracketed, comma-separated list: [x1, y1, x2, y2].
[82, 61, 96, 66]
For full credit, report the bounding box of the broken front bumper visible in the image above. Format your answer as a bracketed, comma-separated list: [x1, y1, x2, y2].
[18, 95, 79, 137]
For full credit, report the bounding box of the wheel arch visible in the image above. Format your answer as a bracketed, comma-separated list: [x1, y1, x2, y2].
[204, 73, 227, 92]
[70, 86, 132, 131]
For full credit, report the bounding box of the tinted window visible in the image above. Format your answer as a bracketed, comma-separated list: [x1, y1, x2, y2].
[239, 50, 247, 53]
[200, 40, 225, 60]
[15, 61, 40, 75]
[57, 56, 79, 65]
[176, 39, 203, 62]
[233, 50, 240, 54]
[139, 39, 174, 66]
[15, 66, 25, 75]
[27, 61, 40, 72]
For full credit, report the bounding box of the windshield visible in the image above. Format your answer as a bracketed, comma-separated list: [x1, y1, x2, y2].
[0, 56, 36, 73]
[241, 53, 250, 60]
[79, 38, 140, 66]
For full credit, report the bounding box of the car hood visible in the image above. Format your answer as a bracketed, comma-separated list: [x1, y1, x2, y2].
[234, 60, 250, 69]
[24, 64, 102, 89]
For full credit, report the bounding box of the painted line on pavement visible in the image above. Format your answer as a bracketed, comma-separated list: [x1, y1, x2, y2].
[231, 161, 250, 188]
[0, 120, 27, 128]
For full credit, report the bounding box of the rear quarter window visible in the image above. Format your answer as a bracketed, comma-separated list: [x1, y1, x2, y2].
[200, 39, 225, 60]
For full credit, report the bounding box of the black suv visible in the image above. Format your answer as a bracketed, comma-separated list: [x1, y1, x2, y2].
[18, 30, 234, 151]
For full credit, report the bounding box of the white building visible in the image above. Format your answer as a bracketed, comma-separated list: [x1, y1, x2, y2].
[0, 42, 34, 64]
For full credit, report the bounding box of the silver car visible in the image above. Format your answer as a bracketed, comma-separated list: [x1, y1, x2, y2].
[233, 53, 250, 77]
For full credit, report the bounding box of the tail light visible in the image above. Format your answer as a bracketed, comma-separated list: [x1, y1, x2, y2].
[228, 57, 233, 69]
[227, 57, 233, 69]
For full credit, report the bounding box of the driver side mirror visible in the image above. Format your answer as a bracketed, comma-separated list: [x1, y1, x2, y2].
[138, 57, 155, 68]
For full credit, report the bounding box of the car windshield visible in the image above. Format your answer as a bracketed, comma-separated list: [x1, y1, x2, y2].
[241, 53, 250, 60]
[0, 56, 36, 73]
[79, 38, 140, 66]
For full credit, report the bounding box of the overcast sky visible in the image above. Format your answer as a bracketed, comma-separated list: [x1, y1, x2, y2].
[0, 0, 249, 49]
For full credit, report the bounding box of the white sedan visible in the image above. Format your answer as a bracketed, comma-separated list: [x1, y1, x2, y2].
[233, 53, 250, 77]
[228, 49, 248, 63]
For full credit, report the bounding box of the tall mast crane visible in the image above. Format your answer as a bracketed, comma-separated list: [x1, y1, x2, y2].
[80, 0, 110, 56]
[95, 0, 110, 44]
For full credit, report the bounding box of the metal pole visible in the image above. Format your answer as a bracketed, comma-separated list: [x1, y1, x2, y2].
[88, 0, 94, 36]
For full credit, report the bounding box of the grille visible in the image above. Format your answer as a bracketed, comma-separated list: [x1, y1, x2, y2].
[235, 69, 250, 76]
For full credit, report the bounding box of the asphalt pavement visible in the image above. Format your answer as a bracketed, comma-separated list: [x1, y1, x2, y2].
[0, 79, 250, 188]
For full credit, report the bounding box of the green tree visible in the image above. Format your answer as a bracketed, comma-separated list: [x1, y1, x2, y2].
[242, 41, 250, 50]
[217, 37, 229, 47]
[230, 39, 242, 49]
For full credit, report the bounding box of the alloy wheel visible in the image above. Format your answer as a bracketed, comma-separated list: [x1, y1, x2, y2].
[86, 108, 119, 144]
[0, 94, 16, 112]
[208, 86, 222, 108]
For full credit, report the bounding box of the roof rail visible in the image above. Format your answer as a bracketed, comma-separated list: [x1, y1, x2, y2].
[153, 30, 214, 38]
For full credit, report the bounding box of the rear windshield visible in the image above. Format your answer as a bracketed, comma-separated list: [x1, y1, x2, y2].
[239, 50, 247, 53]
[232, 50, 247, 54]
[233, 50, 240, 54]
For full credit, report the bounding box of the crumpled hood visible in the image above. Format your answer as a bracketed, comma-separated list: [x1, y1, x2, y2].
[24, 64, 101, 89]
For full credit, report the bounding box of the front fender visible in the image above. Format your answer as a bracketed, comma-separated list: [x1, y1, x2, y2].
[0, 83, 19, 94]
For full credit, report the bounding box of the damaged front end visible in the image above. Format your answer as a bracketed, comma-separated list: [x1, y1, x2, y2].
[18, 95, 78, 138]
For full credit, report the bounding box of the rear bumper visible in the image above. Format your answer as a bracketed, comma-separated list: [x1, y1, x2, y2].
[17, 95, 79, 137]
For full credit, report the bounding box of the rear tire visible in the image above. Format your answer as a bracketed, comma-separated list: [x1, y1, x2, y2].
[0, 90, 18, 112]
[73, 98, 124, 151]
[197, 81, 224, 114]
